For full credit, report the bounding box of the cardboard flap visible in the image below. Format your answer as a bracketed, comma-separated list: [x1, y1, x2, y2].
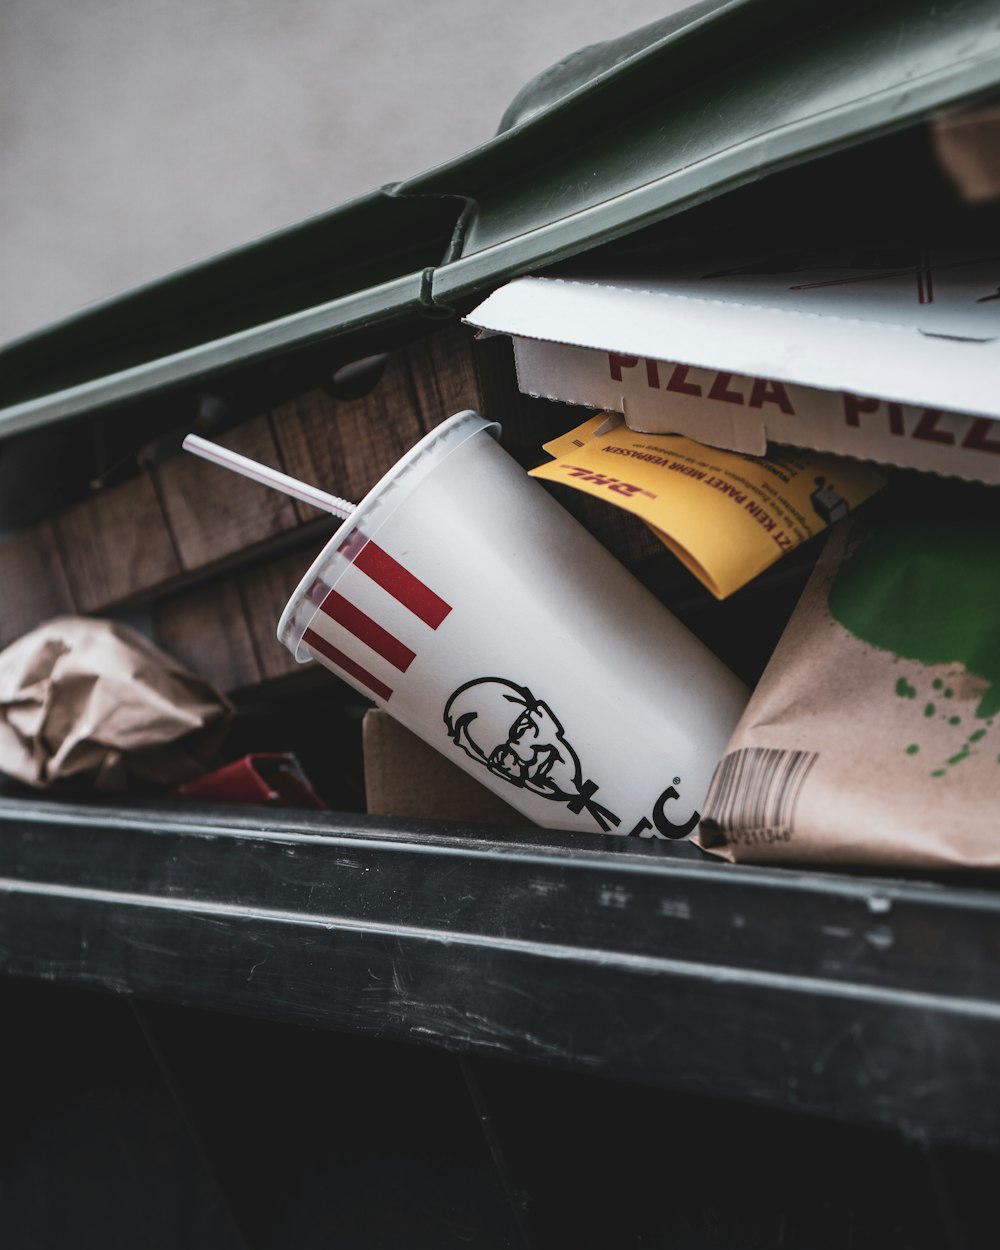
[468, 265, 1000, 421]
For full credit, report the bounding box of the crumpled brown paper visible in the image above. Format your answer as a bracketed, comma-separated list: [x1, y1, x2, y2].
[0, 617, 232, 792]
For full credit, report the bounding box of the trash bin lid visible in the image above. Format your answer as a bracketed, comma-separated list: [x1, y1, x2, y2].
[2, 0, 999, 437]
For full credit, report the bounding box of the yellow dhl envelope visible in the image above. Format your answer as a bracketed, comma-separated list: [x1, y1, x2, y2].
[530, 414, 885, 599]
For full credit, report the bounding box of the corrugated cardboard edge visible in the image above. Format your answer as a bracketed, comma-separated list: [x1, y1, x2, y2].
[363, 709, 524, 827]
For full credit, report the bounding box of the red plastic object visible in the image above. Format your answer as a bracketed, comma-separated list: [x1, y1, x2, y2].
[176, 753, 328, 810]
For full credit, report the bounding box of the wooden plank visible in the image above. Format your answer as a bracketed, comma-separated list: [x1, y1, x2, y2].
[406, 323, 485, 432]
[152, 415, 300, 571]
[152, 579, 261, 694]
[0, 521, 77, 649]
[271, 351, 424, 524]
[51, 474, 181, 613]
[238, 549, 318, 681]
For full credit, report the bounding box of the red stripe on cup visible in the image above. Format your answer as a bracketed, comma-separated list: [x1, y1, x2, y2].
[354, 541, 452, 629]
[302, 627, 394, 702]
[320, 589, 415, 672]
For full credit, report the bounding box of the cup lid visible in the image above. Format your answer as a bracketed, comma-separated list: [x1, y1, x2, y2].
[277, 409, 499, 661]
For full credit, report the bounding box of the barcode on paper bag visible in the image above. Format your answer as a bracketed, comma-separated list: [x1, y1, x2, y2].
[702, 747, 818, 845]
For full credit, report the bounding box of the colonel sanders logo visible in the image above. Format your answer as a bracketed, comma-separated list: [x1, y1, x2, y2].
[443, 678, 620, 831]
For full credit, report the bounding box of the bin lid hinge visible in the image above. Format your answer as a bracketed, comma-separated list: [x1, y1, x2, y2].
[418, 266, 458, 320]
[388, 187, 478, 319]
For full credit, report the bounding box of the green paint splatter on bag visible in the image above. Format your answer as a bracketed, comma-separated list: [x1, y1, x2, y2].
[829, 518, 1000, 773]
[829, 519, 1000, 718]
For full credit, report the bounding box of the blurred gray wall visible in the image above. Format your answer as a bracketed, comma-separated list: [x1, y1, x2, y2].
[1, 0, 685, 345]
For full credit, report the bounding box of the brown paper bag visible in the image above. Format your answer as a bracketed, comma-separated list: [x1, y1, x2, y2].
[696, 509, 1000, 869]
[0, 617, 231, 792]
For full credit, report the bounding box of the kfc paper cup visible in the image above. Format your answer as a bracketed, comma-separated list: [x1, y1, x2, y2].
[278, 411, 749, 837]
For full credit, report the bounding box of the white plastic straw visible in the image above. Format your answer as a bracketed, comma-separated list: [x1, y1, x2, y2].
[182, 433, 356, 519]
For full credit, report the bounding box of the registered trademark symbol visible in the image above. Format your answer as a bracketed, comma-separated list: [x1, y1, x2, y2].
[673, 776, 681, 785]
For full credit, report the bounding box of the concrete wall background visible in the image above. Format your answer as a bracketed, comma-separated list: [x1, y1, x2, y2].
[1, 0, 684, 345]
